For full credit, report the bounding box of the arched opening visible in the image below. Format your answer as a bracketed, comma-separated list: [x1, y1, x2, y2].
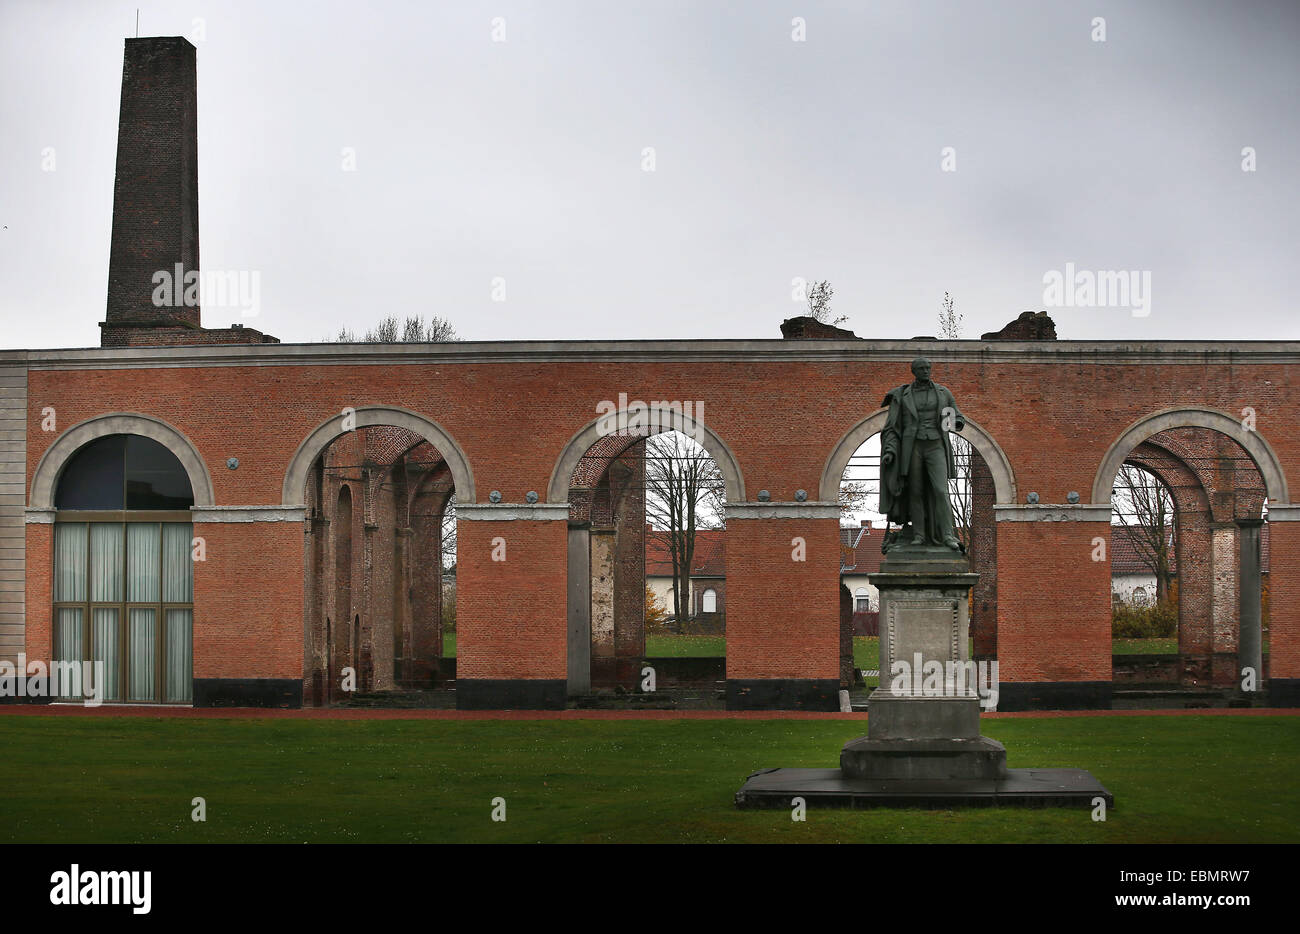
[51, 433, 195, 704]
[836, 423, 1002, 695]
[564, 424, 728, 704]
[300, 416, 465, 706]
[1106, 427, 1269, 701]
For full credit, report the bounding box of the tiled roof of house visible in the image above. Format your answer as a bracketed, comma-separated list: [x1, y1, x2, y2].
[646, 527, 725, 576]
[840, 522, 884, 574]
[1110, 521, 1269, 575]
[1109, 524, 1175, 576]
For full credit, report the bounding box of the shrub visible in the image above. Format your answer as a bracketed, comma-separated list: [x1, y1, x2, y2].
[1112, 601, 1178, 639]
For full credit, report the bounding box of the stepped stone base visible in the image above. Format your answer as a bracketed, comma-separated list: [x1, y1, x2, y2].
[866, 693, 982, 739]
[840, 735, 1007, 781]
[735, 767, 1114, 809]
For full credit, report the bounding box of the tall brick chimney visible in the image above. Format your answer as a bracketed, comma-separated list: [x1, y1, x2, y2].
[102, 37, 201, 345]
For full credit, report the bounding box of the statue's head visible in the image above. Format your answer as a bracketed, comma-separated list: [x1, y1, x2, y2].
[911, 357, 932, 381]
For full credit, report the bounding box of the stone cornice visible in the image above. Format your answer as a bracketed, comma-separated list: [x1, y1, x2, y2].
[457, 503, 570, 521]
[191, 506, 307, 523]
[7, 338, 1300, 370]
[725, 501, 840, 520]
[994, 504, 1113, 522]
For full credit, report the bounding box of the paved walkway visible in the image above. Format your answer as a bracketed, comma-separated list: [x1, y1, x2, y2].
[0, 704, 1295, 721]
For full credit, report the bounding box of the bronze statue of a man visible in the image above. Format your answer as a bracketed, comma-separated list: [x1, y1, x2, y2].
[879, 357, 965, 551]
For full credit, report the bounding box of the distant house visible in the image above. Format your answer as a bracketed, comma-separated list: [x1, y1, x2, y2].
[645, 526, 725, 623]
[1109, 522, 1269, 606]
[840, 520, 884, 635]
[1109, 524, 1173, 606]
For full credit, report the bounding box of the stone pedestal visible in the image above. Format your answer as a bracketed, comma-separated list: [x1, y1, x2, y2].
[839, 547, 1004, 781]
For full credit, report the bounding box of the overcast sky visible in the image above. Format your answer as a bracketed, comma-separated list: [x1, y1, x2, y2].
[2, 0, 1297, 348]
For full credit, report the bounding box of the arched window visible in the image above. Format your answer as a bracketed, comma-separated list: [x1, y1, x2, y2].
[55, 434, 195, 510]
[855, 587, 871, 613]
[52, 435, 194, 704]
[701, 588, 717, 614]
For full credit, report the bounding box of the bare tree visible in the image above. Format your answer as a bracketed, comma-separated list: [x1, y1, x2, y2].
[806, 280, 848, 327]
[334, 314, 459, 343]
[948, 434, 974, 549]
[402, 315, 458, 342]
[1112, 463, 1176, 603]
[839, 466, 872, 521]
[938, 291, 963, 339]
[936, 298, 972, 547]
[644, 431, 724, 624]
[441, 495, 457, 570]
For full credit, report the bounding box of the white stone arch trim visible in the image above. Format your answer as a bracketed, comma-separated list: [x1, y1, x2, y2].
[546, 408, 745, 504]
[819, 408, 1018, 505]
[30, 412, 215, 509]
[282, 406, 476, 506]
[1090, 406, 1289, 505]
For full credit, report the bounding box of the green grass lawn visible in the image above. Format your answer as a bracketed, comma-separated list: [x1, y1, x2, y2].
[1, 714, 1296, 843]
[645, 634, 725, 657]
[855, 637, 879, 671]
[1112, 638, 1178, 654]
[643, 635, 880, 667]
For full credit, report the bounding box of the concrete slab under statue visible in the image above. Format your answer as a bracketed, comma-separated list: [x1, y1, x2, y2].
[736, 361, 1113, 810]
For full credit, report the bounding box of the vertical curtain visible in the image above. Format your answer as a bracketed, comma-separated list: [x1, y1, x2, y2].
[55, 607, 83, 700]
[127, 524, 160, 603]
[165, 609, 193, 703]
[162, 525, 194, 703]
[54, 523, 87, 602]
[128, 608, 155, 701]
[54, 521, 194, 705]
[162, 523, 193, 603]
[90, 523, 124, 602]
[92, 607, 121, 702]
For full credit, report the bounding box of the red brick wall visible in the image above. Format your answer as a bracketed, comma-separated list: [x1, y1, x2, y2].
[725, 518, 838, 680]
[25, 360, 1300, 513]
[455, 519, 566, 681]
[996, 520, 1112, 682]
[191, 521, 302, 679]
[101, 325, 278, 347]
[21, 352, 1300, 690]
[1269, 523, 1300, 679]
